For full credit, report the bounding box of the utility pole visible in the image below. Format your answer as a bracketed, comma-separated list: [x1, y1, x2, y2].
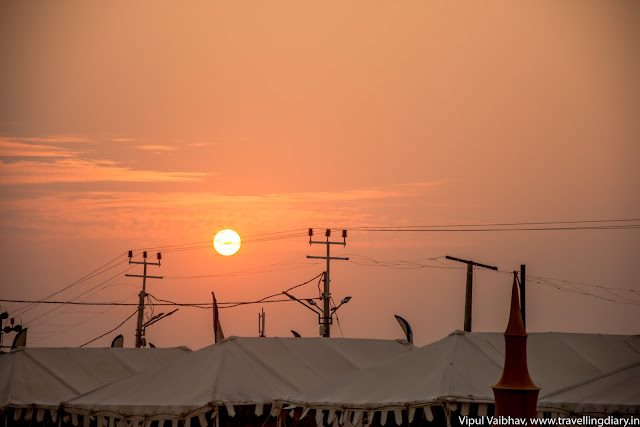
[520, 264, 526, 330]
[307, 228, 348, 337]
[446, 255, 498, 332]
[126, 251, 163, 348]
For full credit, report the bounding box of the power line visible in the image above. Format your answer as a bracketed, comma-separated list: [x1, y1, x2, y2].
[131, 229, 309, 254]
[495, 269, 640, 306]
[79, 310, 138, 348]
[347, 254, 464, 270]
[2, 272, 327, 309]
[12, 252, 128, 317]
[28, 296, 138, 346]
[349, 225, 640, 232]
[348, 218, 640, 229]
[164, 258, 321, 279]
[24, 265, 137, 328]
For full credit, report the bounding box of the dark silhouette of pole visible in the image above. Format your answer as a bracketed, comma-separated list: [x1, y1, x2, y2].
[126, 251, 162, 348]
[307, 229, 348, 337]
[446, 255, 498, 332]
[520, 264, 526, 329]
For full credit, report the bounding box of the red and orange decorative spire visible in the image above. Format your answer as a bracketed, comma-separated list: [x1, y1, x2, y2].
[492, 274, 540, 418]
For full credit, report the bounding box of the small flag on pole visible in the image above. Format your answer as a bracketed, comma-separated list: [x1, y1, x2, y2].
[12, 328, 28, 349]
[394, 315, 413, 344]
[111, 334, 124, 348]
[212, 291, 225, 343]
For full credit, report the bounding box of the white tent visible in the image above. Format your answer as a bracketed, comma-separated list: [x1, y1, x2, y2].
[538, 361, 640, 415]
[281, 331, 640, 423]
[63, 336, 414, 422]
[0, 347, 191, 419]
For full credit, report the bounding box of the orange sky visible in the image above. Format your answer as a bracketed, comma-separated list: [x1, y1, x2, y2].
[0, 1, 638, 349]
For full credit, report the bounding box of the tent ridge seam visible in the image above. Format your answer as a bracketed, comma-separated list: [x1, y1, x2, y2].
[24, 350, 82, 395]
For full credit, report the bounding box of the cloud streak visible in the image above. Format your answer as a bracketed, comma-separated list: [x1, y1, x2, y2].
[134, 145, 176, 151]
[0, 158, 208, 184]
[0, 138, 77, 158]
[0, 137, 207, 184]
[0, 182, 442, 240]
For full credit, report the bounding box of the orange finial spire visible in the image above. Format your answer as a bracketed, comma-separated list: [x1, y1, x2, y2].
[492, 273, 540, 418]
[505, 274, 527, 337]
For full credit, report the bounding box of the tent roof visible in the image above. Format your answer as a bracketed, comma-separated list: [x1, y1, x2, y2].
[0, 347, 191, 411]
[538, 361, 640, 414]
[64, 336, 414, 418]
[283, 331, 640, 410]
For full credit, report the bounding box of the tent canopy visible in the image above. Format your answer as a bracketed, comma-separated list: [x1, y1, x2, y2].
[65, 336, 415, 418]
[282, 331, 640, 411]
[538, 361, 640, 414]
[0, 347, 191, 411]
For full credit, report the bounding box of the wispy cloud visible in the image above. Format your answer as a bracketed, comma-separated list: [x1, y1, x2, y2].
[0, 182, 442, 240]
[0, 158, 208, 184]
[187, 142, 213, 147]
[0, 136, 207, 185]
[134, 145, 176, 151]
[5, 136, 92, 144]
[0, 139, 77, 158]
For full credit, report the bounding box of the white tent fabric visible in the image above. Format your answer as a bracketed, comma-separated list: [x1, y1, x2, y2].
[282, 331, 640, 413]
[0, 347, 191, 413]
[64, 336, 415, 419]
[538, 361, 640, 415]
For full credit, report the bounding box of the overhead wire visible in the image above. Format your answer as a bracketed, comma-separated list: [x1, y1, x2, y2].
[79, 310, 138, 348]
[347, 218, 640, 229]
[164, 257, 322, 280]
[348, 225, 640, 232]
[29, 295, 139, 346]
[330, 297, 345, 338]
[495, 269, 640, 306]
[346, 254, 464, 270]
[11, 252, 128, 317]
[24, 264, 138, 328]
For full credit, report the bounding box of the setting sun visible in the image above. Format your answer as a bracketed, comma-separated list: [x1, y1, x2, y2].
[213, 229, 241, 256]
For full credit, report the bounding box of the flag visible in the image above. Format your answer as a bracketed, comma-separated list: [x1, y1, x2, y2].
[212, 291, 224, 343]
[111, 334, 124, 348]
[12, 328, 28, 349]
[394, 315, 413, 344]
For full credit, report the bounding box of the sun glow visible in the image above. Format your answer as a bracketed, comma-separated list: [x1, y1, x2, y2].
[213, 229, 241, 256]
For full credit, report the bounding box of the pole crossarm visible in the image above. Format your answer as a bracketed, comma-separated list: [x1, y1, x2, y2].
[129, 261, 161, 266]
[309, 240, 346, 246]
[125, 274, 164, 279]
[445, 255, 498, 271]
[306, 256, 350, 261]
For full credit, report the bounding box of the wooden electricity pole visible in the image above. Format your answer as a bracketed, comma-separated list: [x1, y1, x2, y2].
[446, 255, 498, 332]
